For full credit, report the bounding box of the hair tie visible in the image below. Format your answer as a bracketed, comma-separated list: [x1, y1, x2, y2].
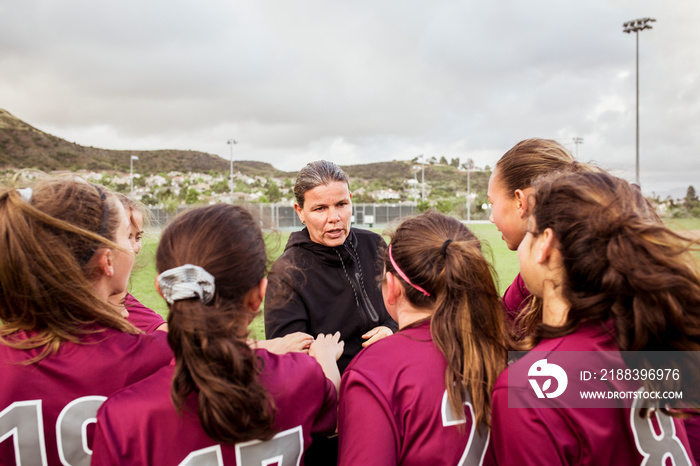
[388, 244, 431, 297]
[441, 239, 453, 257]
[16, 188, 33, 202]
[158, 264, 216, 305]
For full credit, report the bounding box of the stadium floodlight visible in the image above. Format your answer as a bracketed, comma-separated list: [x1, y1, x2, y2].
[227, 139, 237, 200]
[623, 17, 656, 186]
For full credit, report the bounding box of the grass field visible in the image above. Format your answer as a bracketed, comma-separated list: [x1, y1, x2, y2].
[129, 217, 699, 340]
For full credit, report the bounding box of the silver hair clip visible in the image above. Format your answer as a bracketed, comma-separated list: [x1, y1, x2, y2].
[158, 264, 215, 305]
[17, 188, 33, 202]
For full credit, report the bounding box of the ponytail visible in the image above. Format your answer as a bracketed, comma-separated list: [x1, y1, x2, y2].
[386, 211, 507, 427]
[157, 204, 277, 443]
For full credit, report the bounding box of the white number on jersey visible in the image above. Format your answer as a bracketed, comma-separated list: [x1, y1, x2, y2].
[179, 426, 304, 466]
[630, 390, 692, 466]
[441, 391, 489, 466]
[0, 396, 105, 466]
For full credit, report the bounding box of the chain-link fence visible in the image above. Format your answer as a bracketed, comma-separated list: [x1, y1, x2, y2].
[147, 203, 419, 231]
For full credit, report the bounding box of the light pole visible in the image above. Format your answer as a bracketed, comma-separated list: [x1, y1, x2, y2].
[419, 154, 425, 203]
[623, 17, 655, 186]
[227, 139, 237, 200]
[464, 159, 474, 222]
[573, 137, 583, 158]
[130, 154, 139, 196]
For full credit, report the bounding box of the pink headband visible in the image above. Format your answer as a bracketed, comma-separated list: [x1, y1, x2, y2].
[388, 244, 431, 297]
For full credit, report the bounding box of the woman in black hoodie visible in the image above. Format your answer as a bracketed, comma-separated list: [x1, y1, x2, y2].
[265, 160, 398, 374]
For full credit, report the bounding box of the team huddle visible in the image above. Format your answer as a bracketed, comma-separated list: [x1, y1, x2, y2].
[1, 139, 699, 465]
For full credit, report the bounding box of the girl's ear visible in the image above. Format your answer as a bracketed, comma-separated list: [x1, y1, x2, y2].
[514, 188, 532, 218]
[154, 275, 164, 299]
[244, 277, 268, 313]
[97, 249, 114, 277]
[537, 228, 558, 264]
[384, 271, 403, 306]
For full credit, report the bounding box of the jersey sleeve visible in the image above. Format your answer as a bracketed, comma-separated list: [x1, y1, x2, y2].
[264, 260, 310, 339]
[311, 367, 340, 436]
[124, 294, 167, 333]
[338, 367, 398, 466]
[501, 273, 531, 323]
[91, 402, 124, 466]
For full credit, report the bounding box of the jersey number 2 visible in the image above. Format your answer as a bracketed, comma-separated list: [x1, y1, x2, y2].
[441, 391, 489, 466]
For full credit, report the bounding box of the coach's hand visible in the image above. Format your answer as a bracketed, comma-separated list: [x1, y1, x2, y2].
[250, 332, 314, 355]
[361, 325, 393, 347]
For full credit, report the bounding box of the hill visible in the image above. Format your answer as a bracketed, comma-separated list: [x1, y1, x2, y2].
[0, 108, 486, 190]
[0, 109, 235, 174]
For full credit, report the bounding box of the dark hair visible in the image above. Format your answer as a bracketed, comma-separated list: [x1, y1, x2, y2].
[526, 171, 700, 354]
[0, 177, 136, 361]
[293, 160, 349, 207]
[385, 210, 507, 427]
[156, 204, 276, 444]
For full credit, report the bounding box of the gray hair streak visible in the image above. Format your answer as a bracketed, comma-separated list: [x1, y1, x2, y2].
[293, 160, 349, 207]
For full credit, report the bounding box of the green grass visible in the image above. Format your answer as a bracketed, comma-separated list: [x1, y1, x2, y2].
[129, 218, 697, 340]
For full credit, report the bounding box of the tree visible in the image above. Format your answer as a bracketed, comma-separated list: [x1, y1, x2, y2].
[140, 193, 159, 206]
[266, 179, 282, 202]
[436, 199, 455, 214]
[415, 199, 431, 213]
[685, 185, 700, 217]
[439, 156, 449, 165]
[185, 188, 200, 205]
[450, 158, 460, 168]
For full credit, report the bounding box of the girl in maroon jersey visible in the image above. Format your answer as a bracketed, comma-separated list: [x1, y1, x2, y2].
[490, 170, 700, 465]
[92, 204, 343, 465]
[111, 194, 169, 332]
[487, 138, 598, 332]
[0, 178, 173, 466]
[338, 210, 508, 465]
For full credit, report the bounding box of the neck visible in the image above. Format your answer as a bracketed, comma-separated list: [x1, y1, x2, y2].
[92, 279, 115, 303]
[396, 303, 433, 329]
[540, 281, 570, 327]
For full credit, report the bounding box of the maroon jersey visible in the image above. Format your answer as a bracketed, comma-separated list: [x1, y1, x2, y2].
[489, 323, 695, 465]
[124, 293, 166, 333]
[338, 320, 490, 466]
[0, 327, 172, 466]
[501, 273, 530, 323]
[91, 349, 337, 465]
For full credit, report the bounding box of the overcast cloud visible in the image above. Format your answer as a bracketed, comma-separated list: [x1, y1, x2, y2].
[1, 0, 697, 197]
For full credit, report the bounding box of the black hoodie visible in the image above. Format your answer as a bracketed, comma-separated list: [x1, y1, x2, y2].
[264, 227, 398, 373]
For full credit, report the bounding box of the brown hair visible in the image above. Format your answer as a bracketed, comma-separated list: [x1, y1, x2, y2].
[116, 193, 152, 232]
[0, 178, 137, 361]
[495, 138, 576, 197]
[385, 211, 507, 427]
[526, 171, 700, 353]
[156, 204, 276, 444]
[293, 160, 349, 207]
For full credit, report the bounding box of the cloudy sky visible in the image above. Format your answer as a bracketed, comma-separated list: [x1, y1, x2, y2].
[1, 0, 697, 197]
